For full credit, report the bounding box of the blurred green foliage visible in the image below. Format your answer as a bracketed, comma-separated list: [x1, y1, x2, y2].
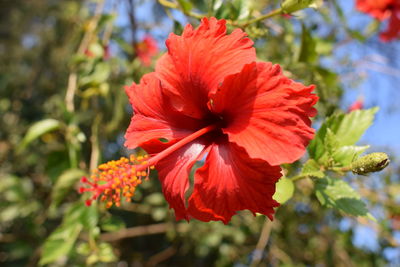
[0, 0, 399, 266]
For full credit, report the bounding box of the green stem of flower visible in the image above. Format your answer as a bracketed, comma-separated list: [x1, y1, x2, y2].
[289, 165, 352, 182]
[240, 8, 283, 27]
[330, 165, 352, 173]
[290, 174, 310, 182]
[158, 0, 204, 19]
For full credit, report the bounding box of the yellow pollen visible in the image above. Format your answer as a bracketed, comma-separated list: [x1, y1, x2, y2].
[80, 154, 155, 209]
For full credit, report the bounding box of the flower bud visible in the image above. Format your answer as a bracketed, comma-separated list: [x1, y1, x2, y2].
[351, 152, 389, 175]
[281, 0, 316, 14]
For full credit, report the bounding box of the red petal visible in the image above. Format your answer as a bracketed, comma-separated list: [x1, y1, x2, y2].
[187, 142, 281, 224]
[356, 0, 393, 20]
[211, 62, 318, 165]
[124, 73, 201, 149]
[380, 7, 400, 41]
[156, 17, 256, 119]
[141, 139, 207, 221]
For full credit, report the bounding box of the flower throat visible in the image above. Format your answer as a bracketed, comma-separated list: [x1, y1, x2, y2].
[80, 124, 218, 208]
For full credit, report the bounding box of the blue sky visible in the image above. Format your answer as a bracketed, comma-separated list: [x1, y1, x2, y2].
[337, 0, 400, 150]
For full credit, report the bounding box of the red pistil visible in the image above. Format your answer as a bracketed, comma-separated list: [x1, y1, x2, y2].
[80, 124, 217, 208]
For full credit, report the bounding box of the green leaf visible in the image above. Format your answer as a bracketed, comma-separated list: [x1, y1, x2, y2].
[281, 0, 316, 14]
[39, 223, 83, 266]
[308, 107, 378, 162]
[18, 119, 61, 151]
[273, 177, 295, 204]
[177, 0, 193, 13]
[315, 177, 372, 218]
[332, 108, 378, 146]
[79, 62, 111, 86]
[234, 0, 251, 20]
[50, 169, 86, 210]
[212, 0, 224, 11]
[62, 202, 98, 230]
[98, 242, 117, 263]
[101, 216, 126, 232]
[301, 159, 324, 178]
[145, 192, 165, 206]
[332, 145, 369, 167]
[40, 202, 98, 265]
[298, 24, 317, 64]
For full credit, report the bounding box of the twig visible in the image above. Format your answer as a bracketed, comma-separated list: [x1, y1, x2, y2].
[0, 233, 16, 243]
[237, 8, 282, 27]
[65, 0, 105, 112]
[158, 0, 204, 19]
[250, 218, 273, 266]
[102, 0, 117, 46]
[146, 246, 177, 267]
[127, 0, 137, 46]
[98, 223, 189, 242]
[89, 114, 101, 171]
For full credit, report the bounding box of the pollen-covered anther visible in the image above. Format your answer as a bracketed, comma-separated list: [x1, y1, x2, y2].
[79, 155, 154, 208]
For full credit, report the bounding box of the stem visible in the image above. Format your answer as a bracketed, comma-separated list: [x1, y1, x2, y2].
[290, 173, 310, 182]
[102, 0, 117, 46]
[158, 0, 204, 19]
[250, 218, 272, 266]
[290, 165, 352, 182]
[68, 143, 78, 168]
[240, 8, 282, 27]
[65, 0, 105, 112]
[89, 114, 101, 171]
[94, 223, 189, 242]
[127, 0, 137, 48]
[330, 165, 352, 173]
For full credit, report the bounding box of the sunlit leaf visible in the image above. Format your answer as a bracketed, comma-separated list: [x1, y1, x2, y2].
[101, 216, 126, 232]
[177, 0, 193, 13]
[273, 177, 295, 204]
[309, 107, 378, 163]
[298, 23, 317, 64]
[39, 223, 83, 266]
[18, 119, 61, 151]
[98, 242, 117, 263]
[315, 177, 373, 219]
[50, 169, 86, 210]
[301, 159, 324, 178]
[281, 0, 316, 14]
[332, 145, 369, 167]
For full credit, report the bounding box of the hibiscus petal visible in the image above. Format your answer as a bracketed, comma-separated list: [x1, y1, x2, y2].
[187, 142, 281, 224]
[380, 8, 400, 42]
[356, 0, 393, 20]
[156, 17, 256, 119]
[211, 62, 318, 165]
[141, 139, 207, 221]
[124, 72, 201, 149]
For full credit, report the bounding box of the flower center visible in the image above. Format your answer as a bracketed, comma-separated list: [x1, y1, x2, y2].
[79, 124, 218, 208]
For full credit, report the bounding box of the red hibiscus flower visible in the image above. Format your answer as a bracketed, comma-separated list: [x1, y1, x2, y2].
[135, 35, 159, 66]
[348, 99, 364, 112]
[356, 0, 400, 41]
[81, 18, 318, 224]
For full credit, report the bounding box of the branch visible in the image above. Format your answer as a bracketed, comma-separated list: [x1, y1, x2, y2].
[98, 223, 189, 242]
[146, 246, 177, 267]
[65, 0, 105, 112]
[158, 0, 204, 19]
[250, 218, 273, 266]
[230, 8, 283, 28]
